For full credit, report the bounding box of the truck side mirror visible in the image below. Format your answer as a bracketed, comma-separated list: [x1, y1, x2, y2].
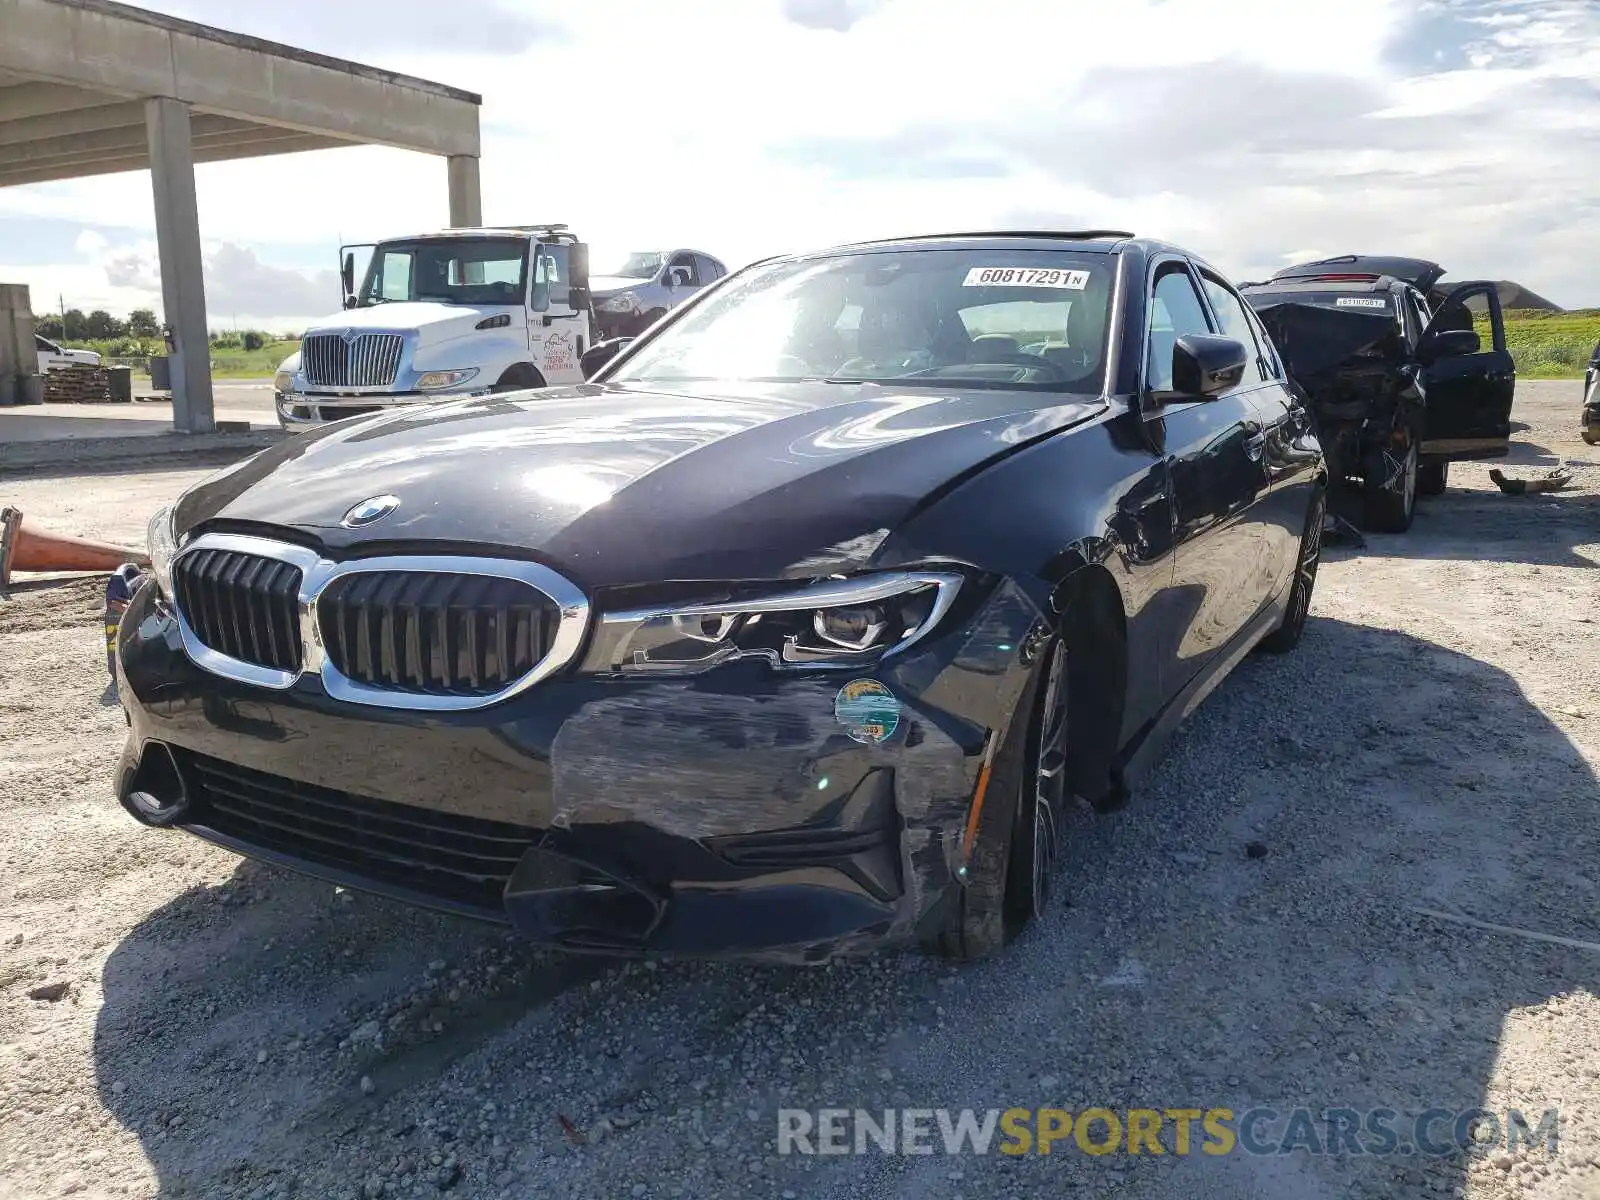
[569, 243, 589, 291]
[341, 251, 355, 303]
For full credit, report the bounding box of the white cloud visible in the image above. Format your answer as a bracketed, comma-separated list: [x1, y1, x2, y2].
[1, 0, 1597, 314]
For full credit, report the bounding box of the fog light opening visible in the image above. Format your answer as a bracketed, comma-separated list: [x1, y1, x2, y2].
[121, 742, 190, 827]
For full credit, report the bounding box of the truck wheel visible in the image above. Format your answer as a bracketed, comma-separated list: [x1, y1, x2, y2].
[491, 364, 544, 394]
[926, 638, 1066, 962]
[1362, 427, 1418, 533]
[1417, 459, 1449, 496]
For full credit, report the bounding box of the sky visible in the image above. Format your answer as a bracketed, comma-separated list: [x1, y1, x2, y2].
[1, 0, 1598, 332]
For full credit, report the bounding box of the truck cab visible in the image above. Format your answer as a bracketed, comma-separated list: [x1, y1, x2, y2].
[273, 225, 592, 429]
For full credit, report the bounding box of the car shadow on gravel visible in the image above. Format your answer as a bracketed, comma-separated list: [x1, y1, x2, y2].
[90, 617, 1600, 1200]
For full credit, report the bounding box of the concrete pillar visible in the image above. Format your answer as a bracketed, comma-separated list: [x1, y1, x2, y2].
[447, 155, 482, 228]
[145, 96, 214, 434]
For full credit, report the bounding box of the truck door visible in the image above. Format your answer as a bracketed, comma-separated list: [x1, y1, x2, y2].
[529, 243, 585, 385]
[1418, 282, 1516, 460]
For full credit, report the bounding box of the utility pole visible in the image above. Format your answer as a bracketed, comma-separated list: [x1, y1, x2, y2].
[59, 294, 67, 338]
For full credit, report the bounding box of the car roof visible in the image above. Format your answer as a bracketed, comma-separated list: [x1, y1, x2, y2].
[824, 230, 1139, 255]
[1240, 275, 1406, 297]
[1269, 254, 1444, 293]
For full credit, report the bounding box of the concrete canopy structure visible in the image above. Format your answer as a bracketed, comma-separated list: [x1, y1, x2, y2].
[0, 0, 483, 431]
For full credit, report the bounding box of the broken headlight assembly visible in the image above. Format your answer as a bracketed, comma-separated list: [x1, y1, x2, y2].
[146, 505, 178, 599]
[581, 571, 966, 675]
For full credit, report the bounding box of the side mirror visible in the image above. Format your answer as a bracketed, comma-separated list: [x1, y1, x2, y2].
[340, 251, 355, 304]
[343, 295, 358, 310]
[1172, 334, 1247, 398]
[568, 284, 591, 313]
[1420, 328, 1480, 362]
[569, 243, 590, 292]
[661, 270, 676, 291]
[581, 337, 633, 379]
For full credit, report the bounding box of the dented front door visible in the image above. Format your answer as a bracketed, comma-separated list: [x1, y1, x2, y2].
[1419, 282, 1516, 460]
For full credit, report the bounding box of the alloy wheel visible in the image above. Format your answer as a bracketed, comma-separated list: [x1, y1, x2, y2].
[1028, 641, 1069, 919]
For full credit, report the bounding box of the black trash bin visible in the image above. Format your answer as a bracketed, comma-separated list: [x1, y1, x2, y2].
[148, 355, 171, 391]
[108, 365, 133, 403]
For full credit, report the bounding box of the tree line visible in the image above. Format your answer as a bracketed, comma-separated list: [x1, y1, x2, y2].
[36, 307, 289, 352]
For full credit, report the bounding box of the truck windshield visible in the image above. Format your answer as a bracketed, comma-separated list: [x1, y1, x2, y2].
[608, 248, 1115, 394]
[610, 252, 666, 279]
[360, 238, 527, 307]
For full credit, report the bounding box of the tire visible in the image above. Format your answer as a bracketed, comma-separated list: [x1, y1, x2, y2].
[1417, 459, 1449, 497]
[1259, 487, 1326, 654]
[491, 364, 544, 394]
[1361, 426, 1418, 533]
[928, 639, 1068, 961]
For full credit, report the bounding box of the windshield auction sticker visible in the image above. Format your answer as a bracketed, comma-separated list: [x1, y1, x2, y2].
[963, 267, 1089, 289]
[835, 679, 901, 744]
[1334, 297, 1389, 309]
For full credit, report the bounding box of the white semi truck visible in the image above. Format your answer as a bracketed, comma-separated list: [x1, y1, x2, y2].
[273, 224, 595, 429]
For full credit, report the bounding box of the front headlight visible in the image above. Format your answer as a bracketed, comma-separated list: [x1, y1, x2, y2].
[146, 506, 177, 598]
[414, 368, 480, 391]
[582, 571, 964, 675]
[600, 293, 639, 314]
[273, 368, 295, 394]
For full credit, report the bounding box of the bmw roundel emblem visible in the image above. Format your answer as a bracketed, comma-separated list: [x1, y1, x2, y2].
[341, 495, 400, 528]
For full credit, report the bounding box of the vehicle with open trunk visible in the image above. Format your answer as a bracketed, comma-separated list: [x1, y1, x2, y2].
[1241, 255, 1515, 532]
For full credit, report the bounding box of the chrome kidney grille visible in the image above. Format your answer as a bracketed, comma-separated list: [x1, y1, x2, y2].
[173, 548, 303, 672]
[301, 332, 404, 388]
[318, 572, 562, 695]
[167, 534, 589, 711]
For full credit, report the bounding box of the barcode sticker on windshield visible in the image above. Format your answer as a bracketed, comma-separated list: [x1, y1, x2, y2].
[1335, 297, 1389, 309]
[962, 266, 1090, 289]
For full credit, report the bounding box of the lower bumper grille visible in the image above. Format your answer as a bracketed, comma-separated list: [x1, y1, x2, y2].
[178, 751, 537, 914]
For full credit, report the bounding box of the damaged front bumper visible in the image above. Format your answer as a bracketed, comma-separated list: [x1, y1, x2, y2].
[113, 580, 1040, 961]
[275, 388, 493, 430]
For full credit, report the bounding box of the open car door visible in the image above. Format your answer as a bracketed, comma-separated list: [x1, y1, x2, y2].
[1417, 281, 1516, 461]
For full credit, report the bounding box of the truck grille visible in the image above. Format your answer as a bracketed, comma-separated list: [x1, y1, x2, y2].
[173, 548, 303, 672]
[317, 571, 562, 696]
[178, 750, 535, 915]
[301, 332, 404, 389]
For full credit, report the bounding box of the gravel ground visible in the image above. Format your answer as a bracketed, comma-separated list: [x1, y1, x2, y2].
[1, 380, 1597, 1200]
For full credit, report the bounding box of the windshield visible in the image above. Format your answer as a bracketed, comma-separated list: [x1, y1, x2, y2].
[360, 238, 527, 307]
[609, 248, 1114, 393]
[609, 252, 667, 280]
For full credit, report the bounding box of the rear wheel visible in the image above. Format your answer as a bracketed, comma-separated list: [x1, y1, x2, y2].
[1260, 487, 1325, 654]
[1362, 426, 1418, 533]
[1417, 458, 1449, 496]
[929, 639, 1068, 961]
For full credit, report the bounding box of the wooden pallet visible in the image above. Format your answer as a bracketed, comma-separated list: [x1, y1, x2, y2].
[41, 364, 117, 403]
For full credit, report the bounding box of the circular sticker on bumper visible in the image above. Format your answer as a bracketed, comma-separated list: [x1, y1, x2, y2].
[834, 678, 900, 745]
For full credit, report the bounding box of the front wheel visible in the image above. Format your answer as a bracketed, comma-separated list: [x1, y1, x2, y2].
[1362, 427, 1418, 533]
[1259, 487, 1326, 654]
[928, 639, 1067, 961]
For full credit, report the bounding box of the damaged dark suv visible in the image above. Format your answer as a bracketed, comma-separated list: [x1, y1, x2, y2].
[1241, 256, 1515, 532]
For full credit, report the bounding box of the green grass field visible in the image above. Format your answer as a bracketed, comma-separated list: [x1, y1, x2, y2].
[1477, 309, 1600, 379]
[54, 338, 298, 379]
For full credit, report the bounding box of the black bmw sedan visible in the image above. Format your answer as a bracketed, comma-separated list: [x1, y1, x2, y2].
[115, 231, 1325, 962]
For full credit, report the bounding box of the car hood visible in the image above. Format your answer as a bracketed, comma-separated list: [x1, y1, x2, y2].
[306, 302, 514, 342]
[172, 382, 1106, 588]
[1250, 299, 1398, 380]
[587, 275, 652, 297]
